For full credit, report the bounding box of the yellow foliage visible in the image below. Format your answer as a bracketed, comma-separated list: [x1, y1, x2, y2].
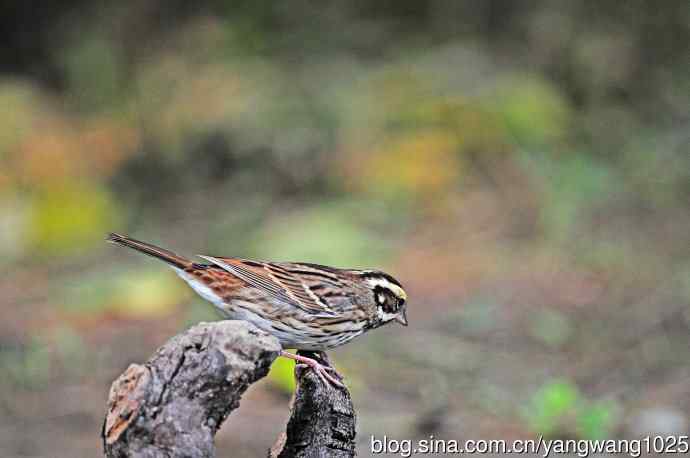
[421, 98, 510, 154]
[493, 75, 571, 146]
[346, 130, 461, 200]
[266, 355, 354, 394]
[0, 79, 136, 188]
[267, 355, 296, 393]
[110, 271, 186, 319]
[27, 183, 120, 255]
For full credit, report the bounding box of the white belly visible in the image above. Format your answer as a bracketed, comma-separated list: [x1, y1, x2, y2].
[173, 268, 294, 344]
[174, 268, 226, 309]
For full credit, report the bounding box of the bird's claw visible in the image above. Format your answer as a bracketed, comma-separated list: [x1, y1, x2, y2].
[282, 351, 345, 388]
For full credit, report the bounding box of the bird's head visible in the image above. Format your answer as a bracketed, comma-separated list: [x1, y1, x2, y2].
[359, 270, 408, 327]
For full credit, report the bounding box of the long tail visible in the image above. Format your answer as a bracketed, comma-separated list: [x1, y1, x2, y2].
[106, 233, 192, 269]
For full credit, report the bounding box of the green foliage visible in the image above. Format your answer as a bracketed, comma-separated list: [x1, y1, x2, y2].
[0, 338, 51, 390]
[27, 183, 121, 256]
[51, 325, 91, 378]
[621, 136, 690, 207]
[495, 76, 572, 147]
[59, 272, 116, 316]
[266, 356, 353, 394]
[183, 301, 224, 327]
[0, 327, 94, 390]
[522, 152, 616, 244]
[112, 269, 186, 318]
[526, 379, 578, 436]
[60, 268, 186, 319]
[577, 401, 616, 439]
[267, 355, 296, 393]
[60, 37, 126, 113]
[524, 379, 616, 439]
[249, 203, 393, 267]
[0, 5, 687, 456]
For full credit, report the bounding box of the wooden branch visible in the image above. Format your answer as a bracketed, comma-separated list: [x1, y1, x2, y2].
[102, 321, 280, 458]
[269, 351, 356, 458]
[102, 322, 357, 458]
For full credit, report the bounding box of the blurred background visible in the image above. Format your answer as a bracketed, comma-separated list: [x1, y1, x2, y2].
[1, 1, 689, 456]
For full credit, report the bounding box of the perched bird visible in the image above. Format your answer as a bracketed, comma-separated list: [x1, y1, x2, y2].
[106, 233, 408, 387]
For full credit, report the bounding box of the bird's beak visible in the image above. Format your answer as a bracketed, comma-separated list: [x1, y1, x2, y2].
[395, 309, 408, 326]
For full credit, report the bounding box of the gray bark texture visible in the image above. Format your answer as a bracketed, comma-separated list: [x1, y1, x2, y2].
[268, 351, 357, 458]
[102, 321, 357, 458]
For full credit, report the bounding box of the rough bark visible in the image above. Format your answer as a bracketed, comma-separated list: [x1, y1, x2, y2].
[269, 351, 357, 458]
[102, 322, 357, 458]
[102, 320, 280, 458]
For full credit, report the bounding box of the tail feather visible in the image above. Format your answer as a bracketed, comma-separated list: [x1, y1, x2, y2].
[106, 233, 191, 269]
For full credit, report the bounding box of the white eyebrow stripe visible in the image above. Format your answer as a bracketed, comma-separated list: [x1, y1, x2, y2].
[364, 277, 407, 300]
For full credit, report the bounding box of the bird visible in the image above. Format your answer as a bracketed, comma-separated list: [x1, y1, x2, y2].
[106, 233, 408, 387]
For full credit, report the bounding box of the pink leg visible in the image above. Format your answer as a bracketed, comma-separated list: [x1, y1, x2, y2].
[280, 350, 345, 388]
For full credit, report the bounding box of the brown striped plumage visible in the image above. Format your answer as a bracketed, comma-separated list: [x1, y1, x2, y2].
[107, 233, 408, 387]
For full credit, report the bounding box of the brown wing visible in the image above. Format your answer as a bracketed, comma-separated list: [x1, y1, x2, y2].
[197, 256, 338, 316]
[180, 262, 248, 294]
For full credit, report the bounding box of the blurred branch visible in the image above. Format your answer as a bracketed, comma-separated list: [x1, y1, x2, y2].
[269, 351, 357, 458]
[101, 322, 357, 458]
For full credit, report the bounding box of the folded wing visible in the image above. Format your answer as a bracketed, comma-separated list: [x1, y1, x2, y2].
[197, 255, 338, 317]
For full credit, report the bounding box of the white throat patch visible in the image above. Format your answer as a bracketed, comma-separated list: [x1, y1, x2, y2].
[376, 308, 400, 323]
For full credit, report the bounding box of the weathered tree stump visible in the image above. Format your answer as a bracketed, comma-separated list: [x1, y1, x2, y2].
[269, 351, 357, 458]
[102, 321, 357, 458]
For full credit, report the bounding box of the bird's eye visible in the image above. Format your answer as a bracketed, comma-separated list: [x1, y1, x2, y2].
[398, 298, 405, 307]
[383, 296, 397, 313]
[374, 286, 398, 313]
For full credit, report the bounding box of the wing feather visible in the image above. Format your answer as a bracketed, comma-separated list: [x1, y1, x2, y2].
[197, 255, 336, 316]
